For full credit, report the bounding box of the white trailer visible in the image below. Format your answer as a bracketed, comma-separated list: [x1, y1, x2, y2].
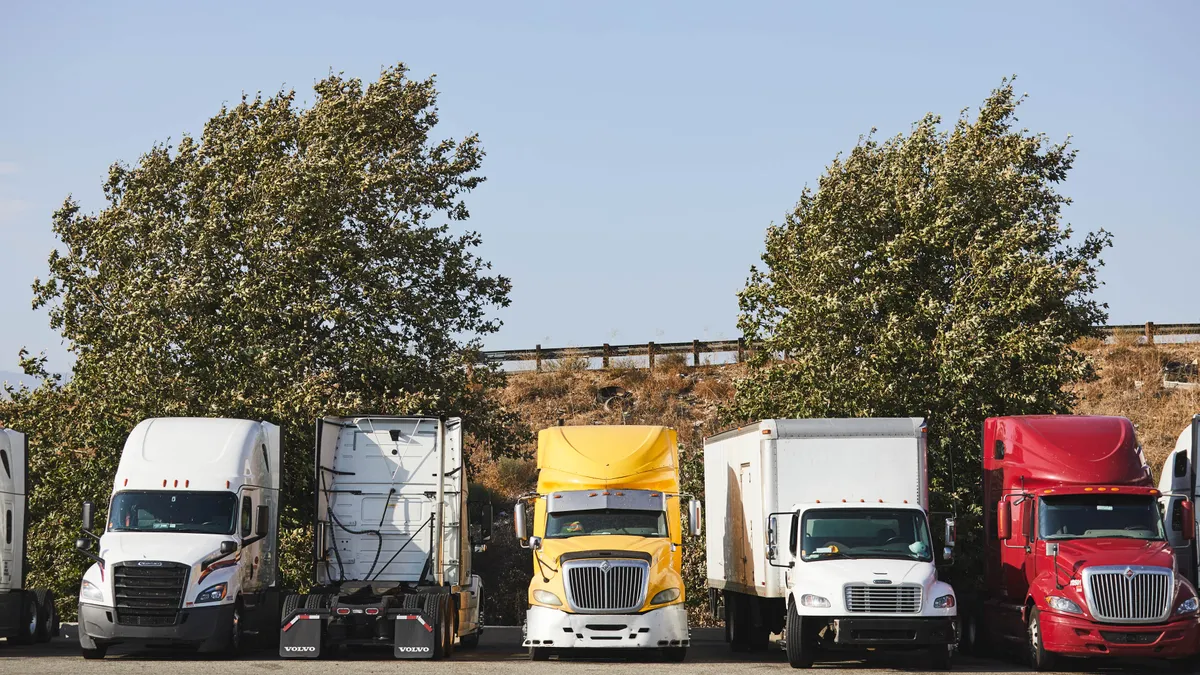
[704, 418, 957, 669]
[75, 418, 282, 658]
[0, 428, 57, 644]
[1160, 414, 1200, 581]
[279, 416, 487, 660]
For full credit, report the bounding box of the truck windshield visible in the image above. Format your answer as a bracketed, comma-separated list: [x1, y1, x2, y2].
[1039, 494, 1165, 541]
[800, 508, 932, 562]
[545, 509, 668, 538]
[108, 491, 238, 535]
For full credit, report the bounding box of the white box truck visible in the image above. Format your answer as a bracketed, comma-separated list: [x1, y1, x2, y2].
[0, 427, 58, 645]
[704, 418, 957, 669]
[278, 416, 487, 660]
[74, 417, 282, 658]
[1160, 414, 1200, 580]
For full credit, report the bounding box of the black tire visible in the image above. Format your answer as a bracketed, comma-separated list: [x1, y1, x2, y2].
[423, 594, 446, 660]
[81, 645, 108, 659]
[529, 646, 551, 661]
[224, 599, 245, 657]
[785, 601, 814, 669]
[928, 643, 952, 671]
[443, 595, 455, 658]
[304, 593, 331, 610]
[13, 592, 39, 645]
[1027, 608, 1057, 672]
[661, 647, 687, 662]
[727, 593, 747, 652]
[459, 631, 480, 649]
[33, 589, 54, 643]
[282, 594, 302, 622]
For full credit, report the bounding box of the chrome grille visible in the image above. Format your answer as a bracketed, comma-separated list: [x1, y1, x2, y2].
[1082, 566, 1171, 624]
[113, 561, 189, 626]
[844, 584, 922, 613]
[563, 558, 648, 613]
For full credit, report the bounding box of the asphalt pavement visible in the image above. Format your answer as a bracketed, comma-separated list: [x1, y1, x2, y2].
[0, 626, 1182, 674]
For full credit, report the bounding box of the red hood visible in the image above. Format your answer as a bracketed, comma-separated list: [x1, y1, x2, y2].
[1048, 539, 1174, 581]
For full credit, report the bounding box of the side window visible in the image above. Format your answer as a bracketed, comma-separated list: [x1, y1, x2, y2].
[0, 449, 10, 479]
[5, 509, 11, 544]
[241, 496, 253, 537]
[993, 440, 1005, 460]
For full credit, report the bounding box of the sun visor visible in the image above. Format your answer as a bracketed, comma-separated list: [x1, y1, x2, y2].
[546, 489, 666, 513]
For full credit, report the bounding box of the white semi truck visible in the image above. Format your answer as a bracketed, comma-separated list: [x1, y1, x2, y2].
[0, 427, 57, 645]
[1160, 414, 1200, 580]
[704, 418, 957, 669]
[279, 416, 486, 659]
[74, 417, 282, 658]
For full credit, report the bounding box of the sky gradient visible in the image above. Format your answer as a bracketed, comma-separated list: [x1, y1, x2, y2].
[2, 1, 1197, 375]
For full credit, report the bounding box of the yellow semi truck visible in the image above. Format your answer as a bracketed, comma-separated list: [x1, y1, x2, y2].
[514, 425, 701, 661]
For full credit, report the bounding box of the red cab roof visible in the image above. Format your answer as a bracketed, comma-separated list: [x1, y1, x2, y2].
[986, 415, 1152, 490]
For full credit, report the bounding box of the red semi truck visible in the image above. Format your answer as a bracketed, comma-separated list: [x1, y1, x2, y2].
[961, 415, 1200, 670]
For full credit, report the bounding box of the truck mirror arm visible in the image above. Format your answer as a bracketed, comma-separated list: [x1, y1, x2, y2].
[74, 537, 105, 566]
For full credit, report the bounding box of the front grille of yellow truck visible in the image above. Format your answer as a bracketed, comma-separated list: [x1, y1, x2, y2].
[563, 559, 649, 613]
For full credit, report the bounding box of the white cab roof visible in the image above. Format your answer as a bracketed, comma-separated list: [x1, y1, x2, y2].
[116, 417, 273, 492]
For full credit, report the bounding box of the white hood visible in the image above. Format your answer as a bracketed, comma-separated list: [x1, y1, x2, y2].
[790, 557, 955, 617]
[99, 531, 233, 567]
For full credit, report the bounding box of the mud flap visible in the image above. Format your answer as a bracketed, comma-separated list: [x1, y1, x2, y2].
[393, 612, 436, 659]
[279, 612, 325, 658]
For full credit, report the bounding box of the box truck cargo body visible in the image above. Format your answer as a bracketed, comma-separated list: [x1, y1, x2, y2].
[75, 418, 281, 658]
[0, 428, 58, 645]
[279, 416, 486, 660]
[515, 425, 701, 662]
[704, 418, 956, 669]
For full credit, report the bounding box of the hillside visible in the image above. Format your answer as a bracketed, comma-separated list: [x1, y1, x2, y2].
[470, 341, 1200, 625]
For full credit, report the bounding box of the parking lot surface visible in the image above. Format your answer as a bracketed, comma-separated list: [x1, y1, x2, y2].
[0, 626, 1181, 674]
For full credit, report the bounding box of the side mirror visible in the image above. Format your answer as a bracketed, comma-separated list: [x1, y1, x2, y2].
[942, 547, 955, 563]
[82, 501, 95, 531]
[1183, 500, 1196, 541]
[255, 504, 270, 537]
[944, 518, 957, 547]
[766, 514, 779, 562]
[220, 540, 238, 555]
[528, 535, 542, 551]
[1176, 451, 1189, 479]
[997, 500, 1012, 540]
[688, 498, 702, 537]
[75, 537, 89, 551]
[514, 503, 528, 542]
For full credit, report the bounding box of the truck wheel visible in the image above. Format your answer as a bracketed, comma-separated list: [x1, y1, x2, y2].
[785, 601, 814, 669]
[422, 594, 446, 659]
[529, 646, 551, 660]
[33, 589, 55, 643]
[1027, 609, 1056, 672]
[282, 594, 302, 622]
[661, 647, 687, 662]
[927, 643, 952, 671]
[460, 631, 480, 649]
[224, 600, 245, 656]
[727, 593, 747, 652]
[81, 645, 108, 659]
[13, 592, 39, 645]
[443, 595, 455, 658]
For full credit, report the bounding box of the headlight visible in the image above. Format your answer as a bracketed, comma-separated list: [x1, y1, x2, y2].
[195, 583, 227, 604]
[80, 580, 104, 603]
[532, 590, 562, 607]
[800, 594, 830, 608]
[1046, 596, 1083, 614]
[651, 588, 681, 605]
[1177, 597, 1199, 615]
[933, 594, 956, 609]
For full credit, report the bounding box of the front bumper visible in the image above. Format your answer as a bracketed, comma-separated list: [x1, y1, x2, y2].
[524, 604, 689, 650]
[827, 616, 956, 646]
[78, 602, 234, 651]
[1040, 611, 1200, 659]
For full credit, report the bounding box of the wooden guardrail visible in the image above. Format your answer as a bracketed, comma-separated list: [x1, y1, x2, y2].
[481, 322, 1200, 372]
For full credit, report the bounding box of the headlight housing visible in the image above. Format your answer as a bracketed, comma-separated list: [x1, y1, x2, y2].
[1177, 597, 1199, 615]
[933, 594, 956, 609]
[651, 588, 681, 605]
[1046, 596, 1083, 614]
[532, 590, 562, 607]
[800, 594, 830, 608]
[80, 580, 104, 603]
[195, 583, 227, 604]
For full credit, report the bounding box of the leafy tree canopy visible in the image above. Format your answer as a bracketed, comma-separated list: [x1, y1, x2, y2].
[2, 64, 520, 613]
[732, 80, 1111, 574]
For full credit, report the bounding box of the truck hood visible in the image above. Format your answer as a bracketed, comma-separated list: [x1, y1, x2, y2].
[797, 557, 935, 587]
[540, 535, 674, 566]
[99, 531, 235, 568]
[1049, 539, 1175, 580]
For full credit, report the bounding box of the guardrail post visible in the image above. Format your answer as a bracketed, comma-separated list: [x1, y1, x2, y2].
[648, 342, 655, 372]
[693, 340, 701, 368]
[737, 338, 745, 363]
[603, 343, 611, 369]
[1145, 322, 1155, 345]
[535, 344, 542, 372]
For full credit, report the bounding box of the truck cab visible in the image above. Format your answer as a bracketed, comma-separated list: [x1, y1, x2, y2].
[0, 428, 57, 645]
[973, 415, 1199, 670]
[515, 425, 701, 662]
[75, 418, 281, 658]
[1159, 415, 1200, 580]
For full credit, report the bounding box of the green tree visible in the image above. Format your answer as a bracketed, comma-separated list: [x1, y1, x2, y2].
[731, 80, 1111, 580]
[1, 64, 520, 616]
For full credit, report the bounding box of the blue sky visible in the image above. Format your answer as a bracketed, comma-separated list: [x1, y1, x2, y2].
[1, 1, 1198, 375]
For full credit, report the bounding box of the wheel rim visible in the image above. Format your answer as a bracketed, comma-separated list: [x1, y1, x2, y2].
[27, 601, 38, 636]
[1028, 614, 1039, 662]
[231, 606, 241, 650]
[966, 616, 976, 647]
